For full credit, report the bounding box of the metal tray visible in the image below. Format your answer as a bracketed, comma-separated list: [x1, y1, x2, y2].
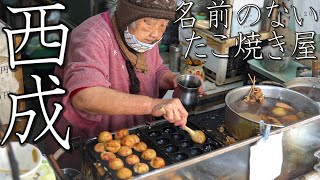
[138, 121, 223, 163]
[84, 108, 232, 179]
[188, 108, 235, 144]
[85, 129, 172, 180]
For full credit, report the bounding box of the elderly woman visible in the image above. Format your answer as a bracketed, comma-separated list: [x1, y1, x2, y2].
[45, 0, 204, 169]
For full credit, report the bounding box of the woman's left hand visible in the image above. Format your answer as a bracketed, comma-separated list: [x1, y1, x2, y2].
[170, 74, 207, 96]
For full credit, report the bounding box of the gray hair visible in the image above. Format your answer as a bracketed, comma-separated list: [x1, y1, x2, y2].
[128, 21, 136, 29]
[107, 0, 118, 17]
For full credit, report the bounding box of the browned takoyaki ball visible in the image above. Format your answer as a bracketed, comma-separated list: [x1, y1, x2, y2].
[133, 163, 149, 174]
[117, 167, 132, 180]
[105, 140, 121, 153]
[115, 129, 129, 139]
[141, 149, 157, 160]
[121, 135, 136, 148]
[100, 151, 116, 161]
[131, 134, 140, 143]
[118, 146, 133, 157]
[94, 143, 105, 153]
[133, 142, 147, 152]
[97, 131, 112, 143]
[150, 157, 166, 169]
[108, 158, 124, 170]
[114, 139, 122, 145]
[125, 154, 140, 165]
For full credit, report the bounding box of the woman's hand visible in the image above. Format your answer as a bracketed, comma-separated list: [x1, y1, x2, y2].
[195, 75, 207, 96]
[170, 74, 207, 96]
[149, 98, 188, 128]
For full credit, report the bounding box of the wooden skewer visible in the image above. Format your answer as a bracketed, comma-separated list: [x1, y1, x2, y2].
[48, 154, 65, 180]
[248, 74, 254, 83]
[247, 74, 254, 96]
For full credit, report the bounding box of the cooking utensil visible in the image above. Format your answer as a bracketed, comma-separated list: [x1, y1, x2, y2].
[48, 154, 65, 180]
[260, 77, 320, 103]
[61, 168, 82, 180]
[0, 142, 42, 180]
[159, 106, 206, 144]
[260, 45, 292, 72]
[173, 74, 202, 111]
[225, 85, 320, 140]
[182, 126, 206, 144]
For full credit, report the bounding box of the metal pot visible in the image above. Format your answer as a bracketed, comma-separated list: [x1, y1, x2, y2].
[260, 77, 320, 104]
[225, 85, 320, 140]
[173, 74, 202, 111]
[261, 45, 292, 72]
[285, 77, 320, 103]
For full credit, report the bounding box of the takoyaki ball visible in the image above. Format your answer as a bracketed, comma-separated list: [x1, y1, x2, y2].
[117, 167, 132, 180]
[150, 157, 165, 169]
[105, 140, 121, 153]
[118, 146, 133, 157]
[108, 158, 124, 170]
[94, 143, 105, 153]
[115, 129, 129, 139]
[131, 134, 140, 143]
[133, 163, 149, 174]
[133, 142, 147, 152]
[100, 151, 116, 161]
[114, 139, 122, 145]
[97, 131, 112, 143]
[121, 135, 136, 148]
[125, 154, 140, 165]
[141, 149, 157, 160]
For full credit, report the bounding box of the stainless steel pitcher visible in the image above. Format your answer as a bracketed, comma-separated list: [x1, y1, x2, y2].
[173, 75, 202, 111]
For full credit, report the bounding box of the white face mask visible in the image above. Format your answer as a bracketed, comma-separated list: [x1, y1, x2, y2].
[124, 27, 162, 53]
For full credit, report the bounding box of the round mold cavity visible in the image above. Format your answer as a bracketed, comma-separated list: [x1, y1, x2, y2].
[163, 126, 176, 133]
[148, 131, 161, 137]
[178, 140, 193, 148]
[189, 147, 203, 156]
[171, 133, 184, 141]
[156, 138, 170, 145]
[165, 144, 179, 153]
[174, 152, 188, 161]
[203, 143, 220, 152]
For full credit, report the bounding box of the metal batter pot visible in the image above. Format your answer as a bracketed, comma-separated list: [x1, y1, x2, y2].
[225, 85, 320, 140]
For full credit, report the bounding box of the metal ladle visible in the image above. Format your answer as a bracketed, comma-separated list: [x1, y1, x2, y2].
[159, 107, 206, 144]
[182, 126, 206, 144]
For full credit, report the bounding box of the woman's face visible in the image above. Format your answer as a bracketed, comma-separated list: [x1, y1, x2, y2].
[128, 17, 169, 44]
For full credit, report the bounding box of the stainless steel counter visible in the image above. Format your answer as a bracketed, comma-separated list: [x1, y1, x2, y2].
[133, 115, 320, 180]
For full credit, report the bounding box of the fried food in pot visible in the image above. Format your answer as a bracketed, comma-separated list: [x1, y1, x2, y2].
[150, 157, 166, 169]
[131, 134, 140, 143]
[118, 146, 133, 157]
[115, 129, 129, 139]
[125, 154, 140, 165]
[133, 142, 147, 152]
[105, 140, 121, 153]
[121, 135, 136, 148]
[117, 167, 132, 180]
[108, 158, 124, 170]
[133, 163, 149, 174]
[98, 131, 112, 143]
[141, 149, 157, 160]
[100, 151, 116, 161]
[94, 143, 105, 153]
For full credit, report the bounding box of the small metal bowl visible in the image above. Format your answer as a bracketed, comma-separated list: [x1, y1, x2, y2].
[261, 46, 292, 73]
[61, 168, 83, 180]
